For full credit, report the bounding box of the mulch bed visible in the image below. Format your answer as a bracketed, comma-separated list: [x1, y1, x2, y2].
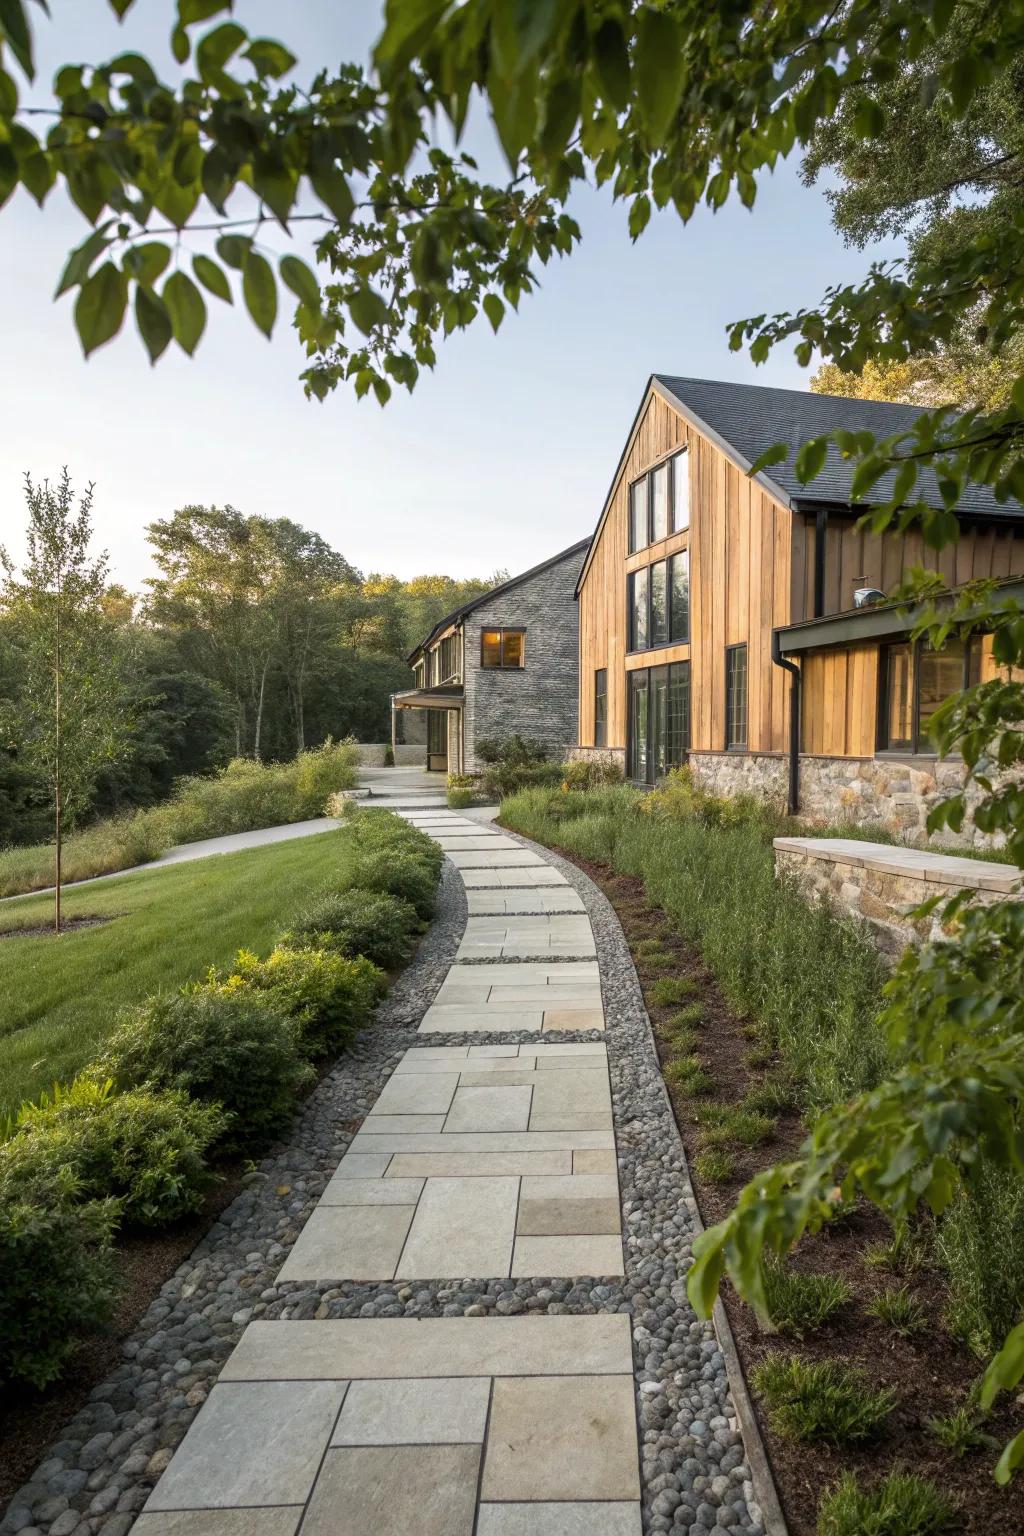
[0, 1168, 244, 1509]
[0, 915, 116, 940]
[560, 849, 1020, 1536]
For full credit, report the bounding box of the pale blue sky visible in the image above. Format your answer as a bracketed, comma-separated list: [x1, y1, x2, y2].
[0, 2, 904, 589]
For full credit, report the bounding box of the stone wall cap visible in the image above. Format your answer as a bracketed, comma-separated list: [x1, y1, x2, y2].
[773, 837, 1021, 892]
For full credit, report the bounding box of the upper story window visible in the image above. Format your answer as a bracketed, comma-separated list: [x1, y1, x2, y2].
[594, 668, 608, 748]
[878, 637, 980, 754]
[628, 447, 689, 553]
[438, 633, 459, 683]
[628, 550, 689, 653]
[481, 627, 525, 669]
[725, 644, 748, 750]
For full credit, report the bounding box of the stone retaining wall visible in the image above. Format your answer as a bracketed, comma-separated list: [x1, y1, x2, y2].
[774, 836, 1020, 956]
[355, 742, 425, 767]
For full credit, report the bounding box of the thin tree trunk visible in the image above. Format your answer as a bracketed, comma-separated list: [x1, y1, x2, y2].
[55, 781, 62, 935]
[54, 560, 62, 935]
[253, 658, 269, 760]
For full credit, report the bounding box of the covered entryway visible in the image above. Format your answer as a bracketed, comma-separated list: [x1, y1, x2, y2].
[391, 684, 464, 774]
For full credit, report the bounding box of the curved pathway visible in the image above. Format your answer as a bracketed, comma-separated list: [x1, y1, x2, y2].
[2, 812, 774, 1536]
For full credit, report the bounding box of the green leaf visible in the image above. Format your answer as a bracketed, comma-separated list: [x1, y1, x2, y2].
[242, 250, 277, 337]
[216, 233, 252, 269]
[55, 223, 117, 298]
[635, 8, 684, 143]
[74, 261, 128, 357]
[163, 269, 207, 354]
[178, 0, 231, 23]
[135, 284, 172, 364]
[244, 37, 297, 78]
[994, 1428, 1024, 1485]
[748, 441, 789, 476]
[349, 285, 389, 336]
[196, 20, 246, 92]
[592, 17, 630, 110]
[193, 253, 232, 303]
[628, 193, 651, 240]
[252, 150, 297, 225]
[853, 95, 886, 138]
[0, 135, 16, 210]
[1011, 376, 1024, 416]
[795, 436, 829, 484]
[171, 24, 189, 64]
[310, 160, 354, 227]
[279, 254, 319, 310]
[482, 293, 504, 333]
[124, 241, 171, 288]
[0, 0, 33, 80]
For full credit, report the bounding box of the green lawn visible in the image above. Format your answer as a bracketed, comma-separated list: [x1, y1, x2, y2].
[0, 830, 348, 1118]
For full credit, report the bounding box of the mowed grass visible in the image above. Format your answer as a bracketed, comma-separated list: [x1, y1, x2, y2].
[0, 830, 348, 1118]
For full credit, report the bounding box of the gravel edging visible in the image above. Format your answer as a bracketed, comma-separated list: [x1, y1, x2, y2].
[1, 834, 777, 1536]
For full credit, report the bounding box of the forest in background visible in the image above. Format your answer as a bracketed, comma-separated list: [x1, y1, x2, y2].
[0, 500, 502, 847]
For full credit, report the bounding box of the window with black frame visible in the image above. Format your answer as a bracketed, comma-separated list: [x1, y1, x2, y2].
[628, 660, 690, 783]
[480, 628, 526, 668]
[627, 550, 689, 653]
[725, 644, 748, 749]
[627, 448, 689, 553]
[594, 668, 608, 748]
[877, 636, 980, 753]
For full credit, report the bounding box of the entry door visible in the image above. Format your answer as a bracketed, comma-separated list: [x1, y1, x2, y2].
[629, 666, 669, 785]
[427, 710, 448, 772]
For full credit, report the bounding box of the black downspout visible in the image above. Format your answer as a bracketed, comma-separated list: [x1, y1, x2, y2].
[813, 506, 828, 618]
[771, 629, 801, 816]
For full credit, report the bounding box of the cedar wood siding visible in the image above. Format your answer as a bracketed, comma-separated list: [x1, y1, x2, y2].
[578, 387, 792, 754]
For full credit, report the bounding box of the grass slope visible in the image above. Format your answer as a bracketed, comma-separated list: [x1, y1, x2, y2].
[0, 831, 347, 1117]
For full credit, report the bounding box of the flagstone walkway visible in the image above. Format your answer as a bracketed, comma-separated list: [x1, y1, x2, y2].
[136, 808, 645, 1535]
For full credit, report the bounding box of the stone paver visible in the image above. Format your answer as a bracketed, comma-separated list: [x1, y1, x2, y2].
[141, 816, 643, 1536]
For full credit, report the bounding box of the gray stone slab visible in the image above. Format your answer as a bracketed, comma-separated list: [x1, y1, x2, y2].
[447, 849, 544, 867]
[512, 1234, 624, 1277]
[476, 1505, 642, 1536]
[373, 1072, 460, 1115]
[517, 1197, 620, 1236]
[302, 1444, 479, 1536]
[573, 1149, 617, 1174]
[444, 1084, 533, 1133]
[419, 1007, 543, 1034]
[387, 1150, 572, 1178]
[144, 1381, 346, 1510]
[320, 1176, 424, 1206]
[277, 1205, 414, 1282]
[349, 1131, 614, 1154]
[467, 890, 586, 914]
[362, 1114, 447, 1133]
[330, 1153, 393, 1180]
[433, 835, 520, 849]
[542, 1007, 606, 1031]
[532, 1043, 608, 1057]
[331, 1377, 490, 1446]
[460, 866, 568, 887]
[467, 1045, 521, 1057]
[221, 1315, 633, 1380]
[134, 1515, 302, 1536]
[395, 1176, 518, 1278]
[481, 1374, 639, 1502]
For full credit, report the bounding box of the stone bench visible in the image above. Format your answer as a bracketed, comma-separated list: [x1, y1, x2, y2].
[773, 836, 1021, 955]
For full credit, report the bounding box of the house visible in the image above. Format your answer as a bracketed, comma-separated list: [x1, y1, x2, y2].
[573, 375, 1024, 841]
[394, 539, 590, 773]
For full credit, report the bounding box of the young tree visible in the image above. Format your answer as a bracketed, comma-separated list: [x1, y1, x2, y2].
[0, 471, 132, 931]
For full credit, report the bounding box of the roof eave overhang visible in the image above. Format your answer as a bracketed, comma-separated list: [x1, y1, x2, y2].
[775, 576, 1024, 654]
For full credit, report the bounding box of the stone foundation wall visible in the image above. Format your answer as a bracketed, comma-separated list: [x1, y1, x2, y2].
[775, 837, 1019, 957]
[568, 745, 627, 770]
[355, 742, 426, 767]
[689, 752, 788, 806]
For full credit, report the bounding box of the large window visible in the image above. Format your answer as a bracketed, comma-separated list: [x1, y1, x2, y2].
[725, 644, 748, 750]
[439, 633, 459, 682]
[594, 668, 608, 748]
[480, 628, 525, 668]
[627, 448, 690, 552]
[628, 661, 691, 783]
[878, 637, 980, 753]
[627, 550, 689, 652]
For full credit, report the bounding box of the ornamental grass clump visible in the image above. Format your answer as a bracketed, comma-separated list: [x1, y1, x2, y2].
[0, 1077, 225, 1227]
[751, 1353, 896, 1444]
[866, 1284, 927, 1337]
[283, 887, 420, 971]
[211, 946, 383, 1058]
[761, 1259, 851, 1337]
[816, 1470, 955, 1536]
[96, 989, 311, 1155]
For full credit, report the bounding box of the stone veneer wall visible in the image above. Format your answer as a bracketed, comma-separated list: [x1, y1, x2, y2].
[775, 836, 1019, 956]
[568, 745, 628, 770]
[463, 544, 588, 772]
[689, 750, 1003, 852]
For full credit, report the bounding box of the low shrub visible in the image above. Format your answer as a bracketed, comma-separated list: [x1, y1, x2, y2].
[751, 1353, 896, 1443]
[283, 887, 420, 971]
[476, 733, 550, 765]
[643, 766, 787, 837]
[866, 1284, 927, 1337]
[346, 851, 440, 921]
[481, 760, 564, 800]
[212, 947, 384, 1058]
[927, 1403, 995, 1458]
[383, 745, 395, 767]
[865, 1218, 930, 1274]
[559, 757, 624, 791]
[0, 1196, 118, 1389]
[936, 1155, 1024, 1357]
[762, 1260, 851, 1337]
[334, 810, 443, 919]
[816, 1470, 955, 1536]
[0, 1078, 225, 1227]
[96, 989, 312, 1154]
[694, 1148, 735, 1183]
[447, 773, 478, 809]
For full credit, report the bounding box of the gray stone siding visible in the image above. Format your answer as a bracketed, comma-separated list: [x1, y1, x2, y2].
[463, 545, 587, 772]
[569, 745, 628, 771]
[689, 749, 1006, 852]
[775, 836, 1019, 956]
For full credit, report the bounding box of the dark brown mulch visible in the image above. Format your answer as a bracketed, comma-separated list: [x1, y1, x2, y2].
[0, 1168, 244, 1509]
[0, 915, 117, 940]
[560, 850, 1021, 1536]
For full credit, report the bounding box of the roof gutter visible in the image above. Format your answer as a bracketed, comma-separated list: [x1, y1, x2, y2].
[770, 629, 801, 816]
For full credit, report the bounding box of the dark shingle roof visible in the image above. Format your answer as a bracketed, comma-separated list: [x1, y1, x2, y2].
[653, 374, 1024, 522]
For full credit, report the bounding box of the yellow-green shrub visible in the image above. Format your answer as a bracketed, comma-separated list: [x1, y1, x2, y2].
[212, 946, 383, 1058]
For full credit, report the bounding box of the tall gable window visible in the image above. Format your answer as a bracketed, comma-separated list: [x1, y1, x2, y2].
[627, 447, 689, 552]
[481, 628, 525, 668]
[627, 551, 689, 653]
[629, 567, 650, 650]
[594, 669, 608, 748]
[725, 644, 748, 749]
[439, 634, 458, 682]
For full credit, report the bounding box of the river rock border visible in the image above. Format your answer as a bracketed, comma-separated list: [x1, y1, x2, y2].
[1, 829, 782, 1536]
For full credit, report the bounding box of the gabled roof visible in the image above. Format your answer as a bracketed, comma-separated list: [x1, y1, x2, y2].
[578, 374, 1024, 594]
[408, 537, 591, 663]
[654, 373, 1023, 521]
